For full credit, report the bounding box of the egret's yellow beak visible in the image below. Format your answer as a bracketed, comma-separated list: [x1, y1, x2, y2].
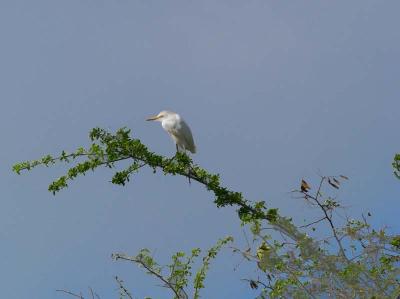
[146, 115, 160, 121]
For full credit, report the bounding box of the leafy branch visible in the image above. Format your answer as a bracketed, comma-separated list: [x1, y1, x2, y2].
[15, 128, 400, 298]
[112, 237, 233, 299]
[237, 176, 400, 298]
[13, 127, 275, 223]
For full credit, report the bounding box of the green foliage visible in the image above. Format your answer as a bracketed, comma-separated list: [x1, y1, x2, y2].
[392, 236, 400, 249]
[112, 236, 232, 299]
[14, 128, 400, 298]
[393, 153, 400, 179]
[239, 176, 400, 298]
[13, 127, 278, 223]
[193, 236, 233, 298]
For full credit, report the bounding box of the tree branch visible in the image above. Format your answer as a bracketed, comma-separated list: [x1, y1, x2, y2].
[299, 216, 327, 228]
[309, 177, 348, 261]
[115, 276, 133, 299]
[112, 253, 187, 299]
[56, 289, 84, 299]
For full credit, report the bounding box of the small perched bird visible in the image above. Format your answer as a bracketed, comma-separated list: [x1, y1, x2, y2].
[146, 110, 196, 154]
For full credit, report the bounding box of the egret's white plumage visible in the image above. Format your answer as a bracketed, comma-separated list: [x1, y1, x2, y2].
[146, 110, 196, 154]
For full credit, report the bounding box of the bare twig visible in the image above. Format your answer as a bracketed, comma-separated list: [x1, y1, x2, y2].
[115, 276, 133, 299]
[56, 289, 84, 299]
[299, 216, 327, 228]
[311, 177, 348, 261]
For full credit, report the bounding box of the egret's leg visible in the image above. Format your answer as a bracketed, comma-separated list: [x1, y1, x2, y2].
[185, 150, 194, 185]
[166, 145, 179, 166]
[167, 144, 179, 162]
[169, 146, 193, 185]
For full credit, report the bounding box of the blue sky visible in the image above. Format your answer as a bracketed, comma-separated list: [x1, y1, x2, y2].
[0, 1, 399, 298]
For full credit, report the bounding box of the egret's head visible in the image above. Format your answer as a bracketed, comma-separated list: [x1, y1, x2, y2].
[146, 110, 174, 122]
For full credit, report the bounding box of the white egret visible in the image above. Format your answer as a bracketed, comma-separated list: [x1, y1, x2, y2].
[146, 110, 196, 154]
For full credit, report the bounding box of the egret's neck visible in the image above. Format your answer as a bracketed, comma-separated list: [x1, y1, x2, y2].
[161, 114, 179, 130]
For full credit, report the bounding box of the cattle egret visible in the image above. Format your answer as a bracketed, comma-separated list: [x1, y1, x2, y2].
[146, 110, 196, 154]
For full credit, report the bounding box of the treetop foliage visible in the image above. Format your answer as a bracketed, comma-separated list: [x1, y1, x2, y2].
[14, 128, 400, 298]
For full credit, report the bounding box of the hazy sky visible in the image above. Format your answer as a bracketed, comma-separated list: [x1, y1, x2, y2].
[1, 1, 399, 298]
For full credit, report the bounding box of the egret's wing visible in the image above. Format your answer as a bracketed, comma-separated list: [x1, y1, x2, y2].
[178, 120, 196, 153]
